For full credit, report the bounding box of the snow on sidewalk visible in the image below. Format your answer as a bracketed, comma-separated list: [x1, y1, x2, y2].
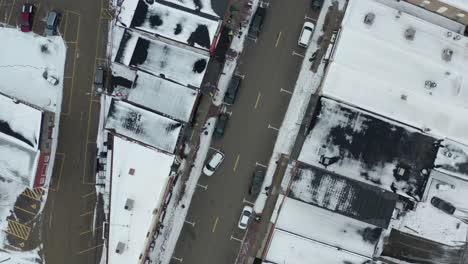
[150, 117, 216, 264]
[253, 0, 346, 213]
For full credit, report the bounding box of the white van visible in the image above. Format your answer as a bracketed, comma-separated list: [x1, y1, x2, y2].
[298, 21, 315, 48]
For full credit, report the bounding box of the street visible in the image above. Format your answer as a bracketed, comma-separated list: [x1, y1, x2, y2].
[171, 0, 318, 263]
[0, 0, 108, 263]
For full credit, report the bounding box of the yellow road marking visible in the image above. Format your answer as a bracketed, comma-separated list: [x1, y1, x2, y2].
[275, 31, 282, 47]
[14, 206, 36, 216]
[254, 92, 261, 109]
[76, 244, 103, 255]
[212, 217, 219, 233]
[80, 226, 103, 236]
[81, 191, 95, 198]
[80, 210, 93, 217]
[233, 154, 240, 172]
[6, 220, 31, 240]
[21, 187, 44, 201]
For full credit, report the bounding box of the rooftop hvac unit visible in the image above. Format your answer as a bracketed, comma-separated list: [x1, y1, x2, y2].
[116, 242, 125, 254]
[364, 13, 375, 25]
[404, 27, 416, 41]
[124, 198, 134, 210]
[442, 48, 453, 61]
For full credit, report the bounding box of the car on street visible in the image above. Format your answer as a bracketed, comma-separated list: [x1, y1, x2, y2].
[248, 7, 266, 38]
[430, 196, 455, 215]
[44, 11, 60, 36]
[238, 205, 253, 230]
[20, 4, 34, 32]
[214, 113, 229, 137]
[94, 66, 106, 93]
[223, 76, 242, 105]
[203, 151, 225, 176]
[249, 168, 265, 196]
[298, 21, 315, 48]
[311, 0, 324, 10]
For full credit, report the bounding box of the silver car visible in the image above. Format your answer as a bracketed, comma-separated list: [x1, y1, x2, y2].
[44, 11, 59, 36]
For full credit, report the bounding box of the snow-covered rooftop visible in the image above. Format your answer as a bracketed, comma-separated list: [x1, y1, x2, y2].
[289, 164, 397, 228]
[434, 139, 468, 180]
[114, 30, 209, 88]
[162, 0, 220, 18]
[108, 135, 174, 264]
[322, 0, 468, 146]
[299, 98, 438, 200]
[0, 28, 66, 112]
[0, 94, 42, 150]
[276, 197, 381, 257]
[113, 70, 199, 123]
[105, 99, 182, 153]
[130, 0, 221, 50]
[265, 229, 372, 264]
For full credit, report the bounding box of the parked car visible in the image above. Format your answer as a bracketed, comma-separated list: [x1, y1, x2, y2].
[249, 168, 265, 196]
[311, 0, 324, 10]
[203, 151, 225, 176]
[223, 76, 242, 105]
[430, 196, 455, 215]
[44, 11, 60, 36]
[20, 4, 34, 32]
[94, 66, 106, 93]
[298, 21, 315, 48]
[238, 205, 253, 230]
[248, 7, 266, 38]
[214, 113, 229, 137]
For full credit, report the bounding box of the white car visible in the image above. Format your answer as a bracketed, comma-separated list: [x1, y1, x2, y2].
[238, 205, 253, 230]
[298, 21, 315, 47]
[203, 151, 225, 176]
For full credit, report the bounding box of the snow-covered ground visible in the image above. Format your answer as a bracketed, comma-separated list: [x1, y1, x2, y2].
[253, 0, 346, 213]
[149, 117, 216, 264]
[132, 1, 221, 50]
[322, 0, 468, 146]
[105, 99, 182, 153]
[0, 28, 66, 112]
[395, 170, 468, 246]
[108, 136, 174, 264]
[113, 69, 199, 123]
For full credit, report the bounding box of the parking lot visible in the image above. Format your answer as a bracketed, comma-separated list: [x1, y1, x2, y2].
[0, 0, 109, 263]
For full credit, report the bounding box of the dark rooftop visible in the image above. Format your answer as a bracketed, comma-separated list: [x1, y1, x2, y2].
[289, 163, 398, 228]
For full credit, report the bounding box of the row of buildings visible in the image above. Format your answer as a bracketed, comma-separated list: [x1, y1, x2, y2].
[262, 0, 468, 263]
[99, 0, 223, 263]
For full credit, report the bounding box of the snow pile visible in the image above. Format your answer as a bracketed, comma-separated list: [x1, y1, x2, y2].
[434, 140, 468, 180]
[253, 0, 345, 213]
[276, 198, 380, 257]
[105, 99, 182, 153]
[0, 247, 42, 264]
[322, 0, 468, 146]
[150, 117, 216, 264]
[0, 28, 66, 112]
[108, 136, 174, 264]
[132, 0, 220, 50]
[114, 70, 199, 123]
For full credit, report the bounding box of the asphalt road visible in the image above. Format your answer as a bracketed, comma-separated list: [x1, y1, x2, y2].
[1, 0, 109, 263]
[171, 0, 316, 263]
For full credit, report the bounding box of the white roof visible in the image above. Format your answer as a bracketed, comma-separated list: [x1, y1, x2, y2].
[105, 99, 182, 153]
[115, 31, 209, 88]
[163, 0, 219, 17]
[0, 28, 66, 112]
[322, 0, 468, 145]
[108, 136, 174, 264]
[434, 139, 468, 180]
[117, 0, 140, 27]
[265, 229, 371, 264]
[276, 198, 378, 257]
[133, 1, 220, 50]
[124, 71, 198, 123]
[0, 94, 42, 150]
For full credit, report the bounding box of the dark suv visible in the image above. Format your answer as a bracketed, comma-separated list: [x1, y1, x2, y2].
[430, 196, 455, 215]
[249, 169, 266, 196]
[248, 7, 266, 38]
[223, 76, 242, 105]
[214, 113, 229, 137]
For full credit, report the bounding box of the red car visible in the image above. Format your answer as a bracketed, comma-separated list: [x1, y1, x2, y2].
[20, 4, 34, 32]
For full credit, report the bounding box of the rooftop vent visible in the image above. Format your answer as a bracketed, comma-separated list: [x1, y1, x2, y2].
[116, 242, 125, 254]
[124, 198, 134, 210]
[404, 27, 416, 41]
[425, 80, 437, 89]
[364, 13, 375, 25]
[442, 48, 453, 61]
